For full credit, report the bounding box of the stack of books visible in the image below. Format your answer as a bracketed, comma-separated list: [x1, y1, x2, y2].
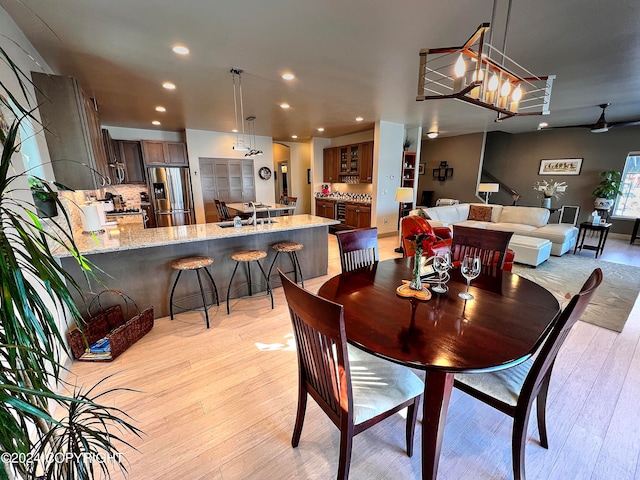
[79, 337, 112, 361]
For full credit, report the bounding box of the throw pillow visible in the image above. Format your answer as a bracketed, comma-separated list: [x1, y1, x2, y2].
[468, 205, 492, 222]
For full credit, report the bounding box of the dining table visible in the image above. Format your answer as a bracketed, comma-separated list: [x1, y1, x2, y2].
[317, 257, 561, 480]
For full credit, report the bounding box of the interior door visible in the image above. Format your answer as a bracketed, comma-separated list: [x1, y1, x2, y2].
[198, 158, 256, 222]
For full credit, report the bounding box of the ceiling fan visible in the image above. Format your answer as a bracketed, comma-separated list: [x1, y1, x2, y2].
[559, 103, 640, 133]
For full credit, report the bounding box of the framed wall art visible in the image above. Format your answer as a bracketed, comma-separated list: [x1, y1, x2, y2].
[538, 158, 583, 175]
[418, 163, 425, 175]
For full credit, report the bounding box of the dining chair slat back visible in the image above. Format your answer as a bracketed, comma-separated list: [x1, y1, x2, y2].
[281, 196, 297, 215]
[336, 227, 379, 273]
[454, 267, 602, 480]
[280, 270, 423, 480]
[452, 225, 513, 276]
[214, 199, 232, 221]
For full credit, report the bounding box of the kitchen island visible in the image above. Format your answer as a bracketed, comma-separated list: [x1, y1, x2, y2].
[56, 215, 339, 318]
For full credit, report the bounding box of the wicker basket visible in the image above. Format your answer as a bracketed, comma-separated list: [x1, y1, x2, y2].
[67, 290, 154, 361]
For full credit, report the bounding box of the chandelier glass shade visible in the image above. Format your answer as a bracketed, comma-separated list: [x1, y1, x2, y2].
[416, 23, 554, 121]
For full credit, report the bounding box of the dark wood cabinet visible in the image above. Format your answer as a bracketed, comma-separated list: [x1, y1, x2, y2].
[345, 202, 371, 228]
[323, 141, 374, 184]
[32, 72, 110, 190]
[315, 198, 337, 220]
[359, 141, 374, 183]
[116, 140, 145, 184]
[142, 140, 188, 166]
[323, 148, 338, 183]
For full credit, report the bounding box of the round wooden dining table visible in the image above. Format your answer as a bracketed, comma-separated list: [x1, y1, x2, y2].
[317, 257, 561, 480]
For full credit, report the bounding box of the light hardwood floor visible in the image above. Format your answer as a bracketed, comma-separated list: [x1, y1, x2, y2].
[66, 234, 640, 480]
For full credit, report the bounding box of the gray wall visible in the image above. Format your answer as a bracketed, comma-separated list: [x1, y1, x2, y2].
[420, 126, 640, 235]
[484, 127, 638, 234]
[417, 133, 485, 205]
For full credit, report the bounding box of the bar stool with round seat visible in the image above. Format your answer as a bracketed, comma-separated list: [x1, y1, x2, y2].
[227, 249, 274, 314]
[267, 241, 304, 287]
[169, 256, 219, 328]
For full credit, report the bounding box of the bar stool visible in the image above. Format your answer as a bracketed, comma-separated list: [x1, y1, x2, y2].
[226, 250, 274, 314]
[169, 256, 219, 328]
[267, 241, 304, 287]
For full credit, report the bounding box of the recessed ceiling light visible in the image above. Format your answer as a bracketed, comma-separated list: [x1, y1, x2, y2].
[232, 129, 238, 133]
[162, 82, 176, 90]
[281, 73, 295, 80]
[155, 106, 166, 112]
[152, 120, 161, 126]
[172, 45, 190, 55]
[291, 135, 298, 139]
[317, 127, 325, 132]
[355, 116, 364, 122]
[538, 122, 549, 129]
[280, 103, 290, 109]
[427, 131, 439, 139]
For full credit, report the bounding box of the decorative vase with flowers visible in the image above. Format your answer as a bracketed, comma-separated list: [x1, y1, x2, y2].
[404, 227, 437, 290]
[533, 179, 567, 208]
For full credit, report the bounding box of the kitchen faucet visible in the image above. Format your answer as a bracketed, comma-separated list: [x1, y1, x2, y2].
[248, 201, 257, 226]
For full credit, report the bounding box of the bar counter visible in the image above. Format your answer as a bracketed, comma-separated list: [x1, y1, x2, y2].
[58, 215, 339, 318]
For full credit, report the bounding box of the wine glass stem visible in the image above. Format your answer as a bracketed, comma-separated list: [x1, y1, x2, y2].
[466, 278, 471, 295]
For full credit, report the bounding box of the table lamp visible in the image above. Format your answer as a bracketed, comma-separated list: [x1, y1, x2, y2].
[394, 187, 415, 253]
[478, 183, 499, 204]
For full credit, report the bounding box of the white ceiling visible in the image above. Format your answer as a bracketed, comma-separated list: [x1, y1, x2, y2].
[3, 0, 640, 141]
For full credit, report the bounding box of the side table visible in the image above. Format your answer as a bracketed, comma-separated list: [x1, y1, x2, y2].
[574, 221, 612, 258]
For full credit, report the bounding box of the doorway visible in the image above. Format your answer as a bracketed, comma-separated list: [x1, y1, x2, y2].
[278, 161, 289, 199]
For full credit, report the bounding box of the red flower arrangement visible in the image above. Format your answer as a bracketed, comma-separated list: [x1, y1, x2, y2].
[404, 226, 437, 255]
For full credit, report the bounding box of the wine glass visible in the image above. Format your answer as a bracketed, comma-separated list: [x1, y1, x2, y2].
[431, 252, 450, 294]
[459, 254, 481, 300]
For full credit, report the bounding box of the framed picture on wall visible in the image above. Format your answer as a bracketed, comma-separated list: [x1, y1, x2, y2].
[418, 163, 425, 175]
[538, 158, 583, 175]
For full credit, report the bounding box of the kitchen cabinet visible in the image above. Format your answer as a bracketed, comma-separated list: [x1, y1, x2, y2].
[323, 141, 374, 184]
[32, 72, 110, 190]
[322, 147, 338, 183]
[142, 140, 188, 166]
[315, 198, 336, 220]
[115, 140, 145, 184]
[345, 202, 371, 228]
[359, 141, 374, 183]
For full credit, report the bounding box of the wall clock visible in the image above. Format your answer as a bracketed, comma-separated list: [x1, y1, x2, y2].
[259, 167, 272, 180]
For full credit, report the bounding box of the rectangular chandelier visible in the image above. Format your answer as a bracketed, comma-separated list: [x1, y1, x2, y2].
[416, 23, 555, 121]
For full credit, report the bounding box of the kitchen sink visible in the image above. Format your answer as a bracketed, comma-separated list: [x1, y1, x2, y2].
[215, 219, 277, 228]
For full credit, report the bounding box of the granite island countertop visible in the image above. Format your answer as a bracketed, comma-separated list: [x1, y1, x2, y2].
[54, 214, 339, 258]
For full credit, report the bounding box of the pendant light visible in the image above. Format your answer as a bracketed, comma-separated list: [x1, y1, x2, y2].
[230, 68, 249, 151]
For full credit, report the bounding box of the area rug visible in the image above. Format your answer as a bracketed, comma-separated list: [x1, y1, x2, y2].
[512, 255, 640, 332]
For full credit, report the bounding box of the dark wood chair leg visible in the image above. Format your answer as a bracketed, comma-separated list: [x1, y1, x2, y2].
[536, 374, 551, 449]
[405, 396, 419, 457]
[291, 387, 308, 448]
[337, 426, 354, 480]
[512, 405, 533, 480]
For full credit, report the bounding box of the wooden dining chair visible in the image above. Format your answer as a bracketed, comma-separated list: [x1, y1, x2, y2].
[279, 271, 424, 480]
[454, 267, 603, 480]
[281, 196, 297, 215]
[214, 199, 232, 221]
[451, 225, 514, 275]
[335, 227, 379, 273]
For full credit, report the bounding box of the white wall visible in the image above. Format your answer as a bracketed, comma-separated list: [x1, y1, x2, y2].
[373, 121, 404, 235]
[310, 137, 331, 214]
[185, 128, 275, 223]
[330, 130, 374, 147]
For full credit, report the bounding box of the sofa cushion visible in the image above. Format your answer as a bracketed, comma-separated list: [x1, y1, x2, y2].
[468, 205, 493, 222]
[424, 204, 469, 224]
[470, 203, 503, 222]
[499, 206, 549, 227]
[491, 223, 539, 234]
[533, 223, 579, 244]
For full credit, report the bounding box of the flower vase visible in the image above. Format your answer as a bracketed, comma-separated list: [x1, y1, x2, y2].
[409, 250, 423, 291]
[541, 197, 551, 209]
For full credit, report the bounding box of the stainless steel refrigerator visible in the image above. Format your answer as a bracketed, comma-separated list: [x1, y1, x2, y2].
[148, 167, 194, 227]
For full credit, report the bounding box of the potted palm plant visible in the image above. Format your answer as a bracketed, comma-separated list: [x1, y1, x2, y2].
[592, 170, 623, 210]
[1, 46, 140, 479]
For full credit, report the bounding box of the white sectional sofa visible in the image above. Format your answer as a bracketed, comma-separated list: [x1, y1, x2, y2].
[411, 203, 578, 256]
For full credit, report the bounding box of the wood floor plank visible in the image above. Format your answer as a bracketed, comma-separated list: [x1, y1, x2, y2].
[63, 236, 640, 480]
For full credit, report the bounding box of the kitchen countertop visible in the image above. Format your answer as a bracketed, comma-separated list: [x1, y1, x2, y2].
[54, 214, 339, 258]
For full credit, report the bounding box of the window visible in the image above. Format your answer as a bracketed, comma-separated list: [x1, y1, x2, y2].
[613, 152, 640, 218]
